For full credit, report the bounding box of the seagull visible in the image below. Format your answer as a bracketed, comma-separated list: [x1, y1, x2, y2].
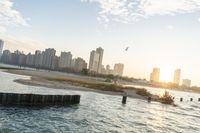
[125, 47, 129, 51]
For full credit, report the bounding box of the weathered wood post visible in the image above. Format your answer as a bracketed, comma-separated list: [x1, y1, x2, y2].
[122, 96, 127, 104]
[180, 98, 183, 102]
[190, 98, 193, 102]
[148, 97, 151, 103]
[198, 98, 200, 102]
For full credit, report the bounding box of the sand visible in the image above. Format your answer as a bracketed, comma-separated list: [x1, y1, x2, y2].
[4, 69, 150, 101]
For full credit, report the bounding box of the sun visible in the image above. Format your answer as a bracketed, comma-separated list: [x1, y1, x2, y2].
[160, 68, 173, 82]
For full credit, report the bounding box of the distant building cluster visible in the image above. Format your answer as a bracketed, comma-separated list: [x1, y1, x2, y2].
[100, 63, 124, 76]
[0, 44, 87, 73]
[0, 40, 124, 76]
[88, 47, 124, 76]
[150, 67, 191, 87]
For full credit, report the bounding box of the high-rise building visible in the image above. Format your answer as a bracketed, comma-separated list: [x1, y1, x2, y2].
[18, 53, 26, 66]
[42, 48, 56, 69]
[89, 50, 100, 72]
[174, 69, 181, 85]
[74, 57, 87, 72]
[11, 50, 22, 65]
[58, 52, 72, 69]
[1, 50, 12, 63]
[89, 47, 104, 73]
[114, 63, 124, 76]
[182, 79, 191, 87]
[0, 39, 4, 58]
[150, 68, 160, 82]
[96, 47, 104, 73]
[70, 58, 76, 68]
[52, 56, 59, 69]
[34, 50, 43, 68]
[26, 53, 35, 66]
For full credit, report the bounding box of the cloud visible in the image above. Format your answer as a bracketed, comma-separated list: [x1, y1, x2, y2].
[0, 0, 28, 32]
[198, 18, 200, 22]
[167, 25, 174, 30]
[0, 26, 7, 33]
[0, 34, 47, 53]
[81, 0, 200, 24]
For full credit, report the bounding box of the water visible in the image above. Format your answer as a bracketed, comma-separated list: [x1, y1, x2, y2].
[0, 71, 200, 133]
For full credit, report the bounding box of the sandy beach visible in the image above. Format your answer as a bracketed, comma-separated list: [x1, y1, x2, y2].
[3, 68, 155, 101]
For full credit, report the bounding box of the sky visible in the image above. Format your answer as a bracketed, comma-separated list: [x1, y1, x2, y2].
[1, 0, 200, 86]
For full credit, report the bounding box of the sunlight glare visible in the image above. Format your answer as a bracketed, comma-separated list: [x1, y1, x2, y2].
[160, 68, 173, 82]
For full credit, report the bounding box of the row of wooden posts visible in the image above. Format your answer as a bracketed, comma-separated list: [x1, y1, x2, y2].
[179, 97, 200, 102]
[122, 96, 200, 104]
[0, 93, 80, 106]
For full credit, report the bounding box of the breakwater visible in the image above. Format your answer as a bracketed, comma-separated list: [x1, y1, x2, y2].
[0, 93, 80, 106]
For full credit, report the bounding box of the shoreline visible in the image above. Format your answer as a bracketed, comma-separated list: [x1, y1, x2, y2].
[2, 68, 158, 102]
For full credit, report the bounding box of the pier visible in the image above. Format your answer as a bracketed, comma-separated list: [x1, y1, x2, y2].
[0, 93, 80, 106]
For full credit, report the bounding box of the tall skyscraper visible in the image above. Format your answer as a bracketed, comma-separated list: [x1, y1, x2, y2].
[174, 69, 181, 85]
[89, 50, 100, 72]
[0, 39, 4, 58]
[114, 63, 124, 76]
[58, 52, 72, 69]
[89, 47, 104, 73]
[150, 68, 160, 82]
[96, 47, 104, 73]
[34, 50, 43, 67]
[182, 79, 191, 87]
[42, 48, 56, 69]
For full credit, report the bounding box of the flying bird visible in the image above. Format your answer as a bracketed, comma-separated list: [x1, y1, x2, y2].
[125, 47, 129, 51]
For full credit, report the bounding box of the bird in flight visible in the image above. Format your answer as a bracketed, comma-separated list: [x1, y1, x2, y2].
[125, 47, 129, 51]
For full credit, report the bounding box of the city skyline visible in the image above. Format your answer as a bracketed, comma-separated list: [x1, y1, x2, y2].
[0, 39, 194, 86]
[1, 0, 200, 85]
[0, 43, 124, 77]
[150, 67, 192, 86]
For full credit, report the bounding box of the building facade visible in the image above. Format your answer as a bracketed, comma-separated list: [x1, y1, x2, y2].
[150, 68, 160, 82]
[42, 48, 56, 69]
[74, 57, 87, 72]
[89, 50, 100, 72]
[58, 52, 72, 69]
[1, 50, 12, 63]
[89, 47, 104, 73]
[113, 63, 124, 76]
[96, 47, 104, 73]
[34, 50, 44, 68]
[0, 39, 4, 58]
[182, 79, 191, 87]
[174, 69, 181, 85]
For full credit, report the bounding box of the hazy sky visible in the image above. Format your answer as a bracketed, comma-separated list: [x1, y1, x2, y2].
[1, 0, 200, 86]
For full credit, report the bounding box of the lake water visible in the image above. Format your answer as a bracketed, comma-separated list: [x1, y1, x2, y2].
[0, 70, 200, 133]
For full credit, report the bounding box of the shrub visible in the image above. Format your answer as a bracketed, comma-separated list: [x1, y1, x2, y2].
[159, 91, 174, 104]
[136, 89, 151, 96]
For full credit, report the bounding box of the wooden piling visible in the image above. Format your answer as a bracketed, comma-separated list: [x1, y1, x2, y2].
[148, 97, 151, 103]
[122, 96, 127, 104]
[180, 98, 183, 102]
[0, 93, 80, 106]
[190, 98, 193, 102]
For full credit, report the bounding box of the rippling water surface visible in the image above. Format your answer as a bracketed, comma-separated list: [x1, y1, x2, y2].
[0, 70, 200, 133]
